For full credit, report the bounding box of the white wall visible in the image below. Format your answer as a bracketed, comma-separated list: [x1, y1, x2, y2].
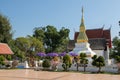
[58, 63, 118, 73]
[93, 50, 104, 57]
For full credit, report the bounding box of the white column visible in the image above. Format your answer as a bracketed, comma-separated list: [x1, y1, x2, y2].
[24, 61, 29, 68]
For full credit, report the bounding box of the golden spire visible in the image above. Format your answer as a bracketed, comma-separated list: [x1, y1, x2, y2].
[77, 7, 88, 43]
[81, 6, 84, 25]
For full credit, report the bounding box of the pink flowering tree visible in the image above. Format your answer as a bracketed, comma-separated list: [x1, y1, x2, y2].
[46, 53, 60, 71]
[50, 56, 59, 71]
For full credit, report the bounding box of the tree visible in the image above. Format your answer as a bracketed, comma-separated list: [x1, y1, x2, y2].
[110, 37, 120, 73]
[27, 35, 45, 55]
[15, 36, 44, 63]
[42, 59, 51, 69]
[0, 14, 13, 43]
[92, 55, 105, 73]
[80, 53, 88, 72]
[111, 37, 120, 59]
[0, 55, 5, 67]
[9, 39, 25, 61]
[0, 14, 13, 61]
[33, 27, 45, 42]
[73, 56, 79, 71]
[62, 54, 72, 71]
[15, 37, 30, 57]
[58, 27, 70, 52]
[33, 25, 70, 53]
[44, 25, 61, 52]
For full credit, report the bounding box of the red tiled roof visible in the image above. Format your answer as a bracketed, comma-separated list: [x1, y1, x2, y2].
[86, 28, 103, 38]
[0, 43, 13, 54]
[74, 28, 112, 48]
[103, 29, 112, 48]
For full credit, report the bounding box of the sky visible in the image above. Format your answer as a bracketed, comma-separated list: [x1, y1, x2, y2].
[0, 0, 120, 40]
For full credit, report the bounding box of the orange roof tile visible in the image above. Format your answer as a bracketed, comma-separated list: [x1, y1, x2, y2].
[0, 43, 13, 54]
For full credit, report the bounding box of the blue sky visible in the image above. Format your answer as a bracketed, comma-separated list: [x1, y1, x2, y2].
[0, 0, 120, 39]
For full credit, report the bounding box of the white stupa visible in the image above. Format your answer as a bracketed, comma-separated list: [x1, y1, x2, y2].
[70, 7, 96, 60]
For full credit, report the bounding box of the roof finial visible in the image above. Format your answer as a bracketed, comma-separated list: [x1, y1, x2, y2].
[82, 6, 84, 17]
[81, 6, 84, 24]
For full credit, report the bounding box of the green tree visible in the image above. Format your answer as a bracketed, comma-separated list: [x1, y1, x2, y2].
[42, 59, 51, 68]
[0, 14, 13, 60]
[111, 37, 120, 59]
[45, 25, 61, 52]
[80, 53, 88, 72]
[0, 14, 13, 43]
[33, 27, 45, 42]
[9, 39, 25, 61]
[0, 55, 5, 66]
[62, 54, 72, 71]
[110, 37, 120, 73]
[15, 37, 30, 54]
[6, 55, 12, 60]
[92, 55, 105, 73]
[73, 56, 79, 71]
[15, 36, 44, 61]
[27, 35, 45, 56]
[15, 37, 30, 61]
[33, 25, 70, 53]
[58, 27, 70, 52]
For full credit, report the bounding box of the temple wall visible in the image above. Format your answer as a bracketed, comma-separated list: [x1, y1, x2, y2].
[93, 50, 104, 57]
[58, 63, 118, 73]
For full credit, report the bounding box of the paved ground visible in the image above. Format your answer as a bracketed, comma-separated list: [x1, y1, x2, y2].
[0, 69, 119, 80]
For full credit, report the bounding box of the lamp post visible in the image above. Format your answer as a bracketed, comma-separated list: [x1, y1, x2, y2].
[119, 21, 120, 36]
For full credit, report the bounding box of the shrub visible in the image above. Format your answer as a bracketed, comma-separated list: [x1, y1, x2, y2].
[62, 54, 72, 71]
[42, 59, 51, 68]
[12, 60, 19, 68]
[0, 55, 5, 66]
[92, 55, 105, 73]
[80, 53, 88, 72]
[6, 55, 12, 60]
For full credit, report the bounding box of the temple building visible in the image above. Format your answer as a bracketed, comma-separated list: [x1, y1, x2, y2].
[68, 8, 111, 64]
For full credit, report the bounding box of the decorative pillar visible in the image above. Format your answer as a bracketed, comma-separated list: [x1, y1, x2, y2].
[24, 61, 29, 68]
[105, 43, 111, 65]
[34, 61, 38, 67]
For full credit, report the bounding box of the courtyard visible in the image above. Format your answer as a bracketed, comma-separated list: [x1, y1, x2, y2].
[0, 69, 119, 80]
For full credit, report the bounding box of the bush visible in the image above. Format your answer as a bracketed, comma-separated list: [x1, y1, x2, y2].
[62, 54, 72, 71]
[92, 55, 105, 73]
[6, 64, 11, 68]
[6, 55, 12, 60]
[42, 59, 51, 68]
[12, 60, 19, 68]
[0, 55, 5, 66]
